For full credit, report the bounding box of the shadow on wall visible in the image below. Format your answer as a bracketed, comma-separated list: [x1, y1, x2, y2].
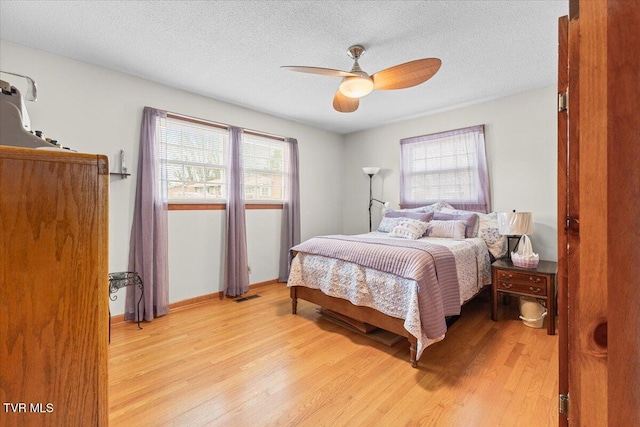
[526, 222, 557, 261]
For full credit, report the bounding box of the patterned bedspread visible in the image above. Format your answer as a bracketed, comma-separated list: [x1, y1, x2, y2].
[287, 232, 491, 358]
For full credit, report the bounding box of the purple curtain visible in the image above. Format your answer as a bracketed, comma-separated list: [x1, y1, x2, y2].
[127, 106, 169, 321]
[224, 126, 249, 297]
[472, 125, 491, 213]
[278, 138, 301, 282]
[400, 124, 491, 213]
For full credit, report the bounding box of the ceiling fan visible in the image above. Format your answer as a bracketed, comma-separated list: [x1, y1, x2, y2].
[281, 45, 441, 113]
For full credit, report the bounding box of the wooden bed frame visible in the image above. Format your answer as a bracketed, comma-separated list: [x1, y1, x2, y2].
[288, 246, 491, 368]
[290, 285, 420, 367]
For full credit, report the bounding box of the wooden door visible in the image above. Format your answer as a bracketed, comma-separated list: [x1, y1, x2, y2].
[560, 1, 640, 425]
[605, 2, 640, 425]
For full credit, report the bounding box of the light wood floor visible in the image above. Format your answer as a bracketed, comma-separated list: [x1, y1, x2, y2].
[109, 284, 558, 426]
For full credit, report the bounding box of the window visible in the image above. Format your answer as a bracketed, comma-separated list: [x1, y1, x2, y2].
[242, 133, 286, 202]
[400, 124, 490, 212]
[159, 116, 228, 201]
[158, 115, 288, 204]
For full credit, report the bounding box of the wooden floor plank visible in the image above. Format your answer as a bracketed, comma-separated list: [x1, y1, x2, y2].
[109, 284, 558, 426]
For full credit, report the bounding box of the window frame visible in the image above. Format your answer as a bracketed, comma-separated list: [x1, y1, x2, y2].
[399, 124, 490, 212]
[159, 113, 287, 210]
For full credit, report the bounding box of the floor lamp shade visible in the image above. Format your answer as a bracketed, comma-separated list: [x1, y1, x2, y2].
[362, 166, 380, 176]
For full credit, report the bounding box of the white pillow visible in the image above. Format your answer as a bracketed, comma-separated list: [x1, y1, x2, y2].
[420, 201, 455, 213]
[433, 201, 455, 211]
[438, 207, 481, 237]
[477, 212, 507, 258]
[389, 219, 429, 240]
[398, 206, 431, 213]
[426, 220, 466, 240]
[378, 211, 433, 231]
[398, 201, 454, 213]
[377, 216, 403, 233]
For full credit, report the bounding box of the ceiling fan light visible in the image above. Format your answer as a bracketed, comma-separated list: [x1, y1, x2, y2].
[339, 76, 374, 98]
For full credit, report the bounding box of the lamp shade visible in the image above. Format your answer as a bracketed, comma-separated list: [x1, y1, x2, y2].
[362, 167, 380, 176]
[497, 212, 533, 235]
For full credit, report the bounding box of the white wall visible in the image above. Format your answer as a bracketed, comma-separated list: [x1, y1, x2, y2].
[1, 40, 345, 315]
[167, 209, 283, 304]
[343, 87, 558, 261]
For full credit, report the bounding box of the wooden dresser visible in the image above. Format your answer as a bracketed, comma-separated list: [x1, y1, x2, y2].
[0, 146, 109, 426]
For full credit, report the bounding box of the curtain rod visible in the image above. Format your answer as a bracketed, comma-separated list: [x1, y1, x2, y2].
[165, 110, 286, 142]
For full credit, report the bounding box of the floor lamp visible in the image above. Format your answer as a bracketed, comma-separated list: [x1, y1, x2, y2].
[363, 167, 387, 232]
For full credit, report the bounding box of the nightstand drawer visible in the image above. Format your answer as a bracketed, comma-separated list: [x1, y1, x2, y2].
[496, 279, 547, 296]
[497, 270, 548, 287]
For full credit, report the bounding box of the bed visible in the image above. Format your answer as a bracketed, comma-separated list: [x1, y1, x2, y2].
[287, 205, 505, 367]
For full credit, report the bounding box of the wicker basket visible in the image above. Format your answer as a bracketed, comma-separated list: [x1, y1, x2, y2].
[511, 235, 539, 269]
[511, 253, 539, 269]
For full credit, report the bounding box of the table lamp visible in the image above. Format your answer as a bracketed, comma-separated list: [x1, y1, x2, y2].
[497, 211, 533, 260]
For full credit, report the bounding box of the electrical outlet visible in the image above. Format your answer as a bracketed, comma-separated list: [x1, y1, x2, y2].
[248, 265, 251, 274]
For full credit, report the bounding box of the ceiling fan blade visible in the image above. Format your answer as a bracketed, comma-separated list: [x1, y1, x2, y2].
[281, 66, 359, 77]
[372, 58, 442, 90]
[333, 90, 359, 113]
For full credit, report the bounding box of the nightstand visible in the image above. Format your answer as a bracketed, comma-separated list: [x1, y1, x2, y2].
[491, 258, 558, 335]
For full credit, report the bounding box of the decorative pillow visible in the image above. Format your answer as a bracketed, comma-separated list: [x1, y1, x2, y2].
[417, 201, 454, 213]
[394, 206, 431, 213]
[439, 207, 481, 236]
[477, 212, 507, 259]
[439, 206, 469, 215]
[426, 220, 466, 240]
[433, 211, 479, 238]
[432, 201, 455, 211]
[377, 216, 403, 233]
[383, 210, 434, 221]
[377, 211, 433, 232]
[389, 219, 429, 240]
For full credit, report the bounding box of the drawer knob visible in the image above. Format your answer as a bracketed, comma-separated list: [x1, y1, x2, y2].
[501, 283, 513, 289]
[503, 274, 513, 279]
[529, 277, 542, 283]
[529, 286, 541, 293]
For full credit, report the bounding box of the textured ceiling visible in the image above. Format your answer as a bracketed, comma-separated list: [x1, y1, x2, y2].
[0, 1, 567, 134]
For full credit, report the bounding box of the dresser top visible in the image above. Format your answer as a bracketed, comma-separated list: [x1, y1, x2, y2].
[492, 258, 558, 275]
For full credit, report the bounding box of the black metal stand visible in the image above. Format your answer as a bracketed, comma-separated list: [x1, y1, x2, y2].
[108, 271, 144, 342]
[109, 172, 131, 179]
[367, 174, 374, 232]
[367, 173, 386, 232]
[506, 235, 523, 261]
